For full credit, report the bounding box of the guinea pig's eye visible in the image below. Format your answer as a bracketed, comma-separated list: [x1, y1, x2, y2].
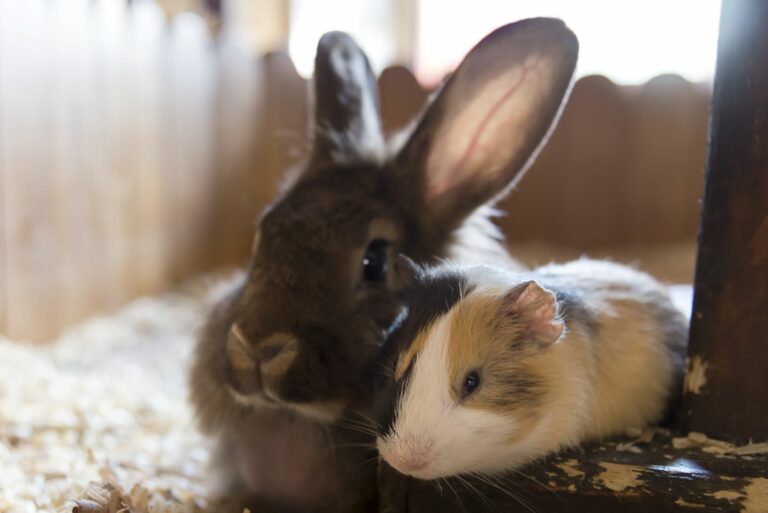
[462, 371, 481, 398]
[362, 239, 389, 282]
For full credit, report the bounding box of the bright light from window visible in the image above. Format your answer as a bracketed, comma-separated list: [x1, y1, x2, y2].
[289, 0, 721, 86]
[289, 0, 396, 77]
[416, 0, 721, 86]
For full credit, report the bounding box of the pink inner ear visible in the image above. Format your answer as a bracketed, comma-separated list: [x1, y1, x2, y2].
[530, 303, 565, 344]
[427, 60, 540, 202]
[513, 282, 564, 344]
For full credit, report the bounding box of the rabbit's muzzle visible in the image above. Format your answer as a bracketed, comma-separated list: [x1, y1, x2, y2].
[227, 325, 298, 395]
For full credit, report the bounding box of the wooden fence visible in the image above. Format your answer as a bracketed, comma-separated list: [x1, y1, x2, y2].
[0, 0, 710, 342]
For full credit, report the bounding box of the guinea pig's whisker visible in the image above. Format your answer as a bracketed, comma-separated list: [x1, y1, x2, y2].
[454, 475, 493, 509]
[441, 478, 458, 502]
[338, 417, 378, 431]
[347, 409, 383, 430]
[507, 468, 562, 503]
[335, 422, 378, 438]
[483, 472, 538, 502]
[348, 455, 381, 474]
[373, 360, 396, 379]
[338, 417, 374, 429]
[318, 424, 339, 468]
[469, 472, 538, 513]
[333, 442, 377, 450]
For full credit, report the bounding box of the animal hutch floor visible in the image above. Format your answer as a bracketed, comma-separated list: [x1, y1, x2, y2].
[0, 243, 706, 513]
[0, 274, 241, 513]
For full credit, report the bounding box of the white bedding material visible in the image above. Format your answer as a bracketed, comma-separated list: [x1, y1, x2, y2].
[0, 275, 240, 513]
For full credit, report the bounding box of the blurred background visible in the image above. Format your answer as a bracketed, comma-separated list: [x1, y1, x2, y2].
[0, 0, 720, 342]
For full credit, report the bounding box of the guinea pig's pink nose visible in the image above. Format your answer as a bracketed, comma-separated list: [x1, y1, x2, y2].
[380, 435, 434, 477]
[400, 455, 429, 472]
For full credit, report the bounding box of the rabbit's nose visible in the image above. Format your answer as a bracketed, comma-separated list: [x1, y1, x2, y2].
[257, 343, 284, 363]
[257, 332, 300, 377]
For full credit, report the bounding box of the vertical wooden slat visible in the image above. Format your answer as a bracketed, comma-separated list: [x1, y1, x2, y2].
[627, 75, 708, 245]
[209, 39, 262, 266]
[378, 66, 427, 135]
[157, 11, 188, 284]
[249, 52, 308, 215]
[130, 0, 172, 294]
[110, 1, 143, 306]
[1, 0, 58, 341]
[0, 0, 6, 336]
[166, 13, 216, 279]
[85, 0, 131, 312]
[49, 0, 96, 330]
[682, 0, 768, 442]
[502, 75, 633, 246]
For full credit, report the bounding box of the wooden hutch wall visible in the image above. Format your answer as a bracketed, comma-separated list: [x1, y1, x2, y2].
[0, 1, 710, 341]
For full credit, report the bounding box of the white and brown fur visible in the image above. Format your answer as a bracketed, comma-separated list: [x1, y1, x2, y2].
[190, 19, 579, 512]
[375, 258, 688, 480]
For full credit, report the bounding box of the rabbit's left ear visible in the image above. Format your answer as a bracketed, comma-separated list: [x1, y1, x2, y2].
[395, 18, 578, 235]
[310, 32, 385, 167]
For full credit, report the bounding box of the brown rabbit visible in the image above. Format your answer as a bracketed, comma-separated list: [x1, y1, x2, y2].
[190, 18, 578, 513]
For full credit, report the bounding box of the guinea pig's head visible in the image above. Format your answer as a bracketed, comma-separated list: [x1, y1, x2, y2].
[375, 260, 565, 479]
[221, 19, 577, 423]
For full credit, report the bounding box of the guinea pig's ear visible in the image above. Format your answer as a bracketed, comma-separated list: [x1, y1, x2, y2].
[503, 281, 565, 347]
[309, 32, 385, 167]
[394, 18, 577, 236]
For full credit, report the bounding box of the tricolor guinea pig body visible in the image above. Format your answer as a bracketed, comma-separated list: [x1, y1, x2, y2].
[374, 258, 688, 480]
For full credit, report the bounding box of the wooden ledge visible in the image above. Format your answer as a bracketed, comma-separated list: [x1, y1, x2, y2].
[378, 432, 768, 512]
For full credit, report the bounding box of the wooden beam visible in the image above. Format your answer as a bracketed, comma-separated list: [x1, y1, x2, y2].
[681, 0, 768, 441]
[379, 434, 768, 512]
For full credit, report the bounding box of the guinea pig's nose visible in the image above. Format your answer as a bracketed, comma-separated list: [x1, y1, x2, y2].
[379, 434, 435, 477]
[257, 332, 299, 376]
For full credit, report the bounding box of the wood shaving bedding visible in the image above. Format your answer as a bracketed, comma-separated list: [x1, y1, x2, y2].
[0, 273, 242, 513]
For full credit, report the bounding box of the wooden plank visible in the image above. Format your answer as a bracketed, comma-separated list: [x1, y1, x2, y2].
[247, 52, 307, 220]
[626, 75, 708, 245]
[49, 0, 96, 331]
[502, 75, 634, 247]
[379, 434, 768, 513]
[1, 0, 58, 342]
[106, 1, 142, 307]
[163, 13, 211, 281]
[208, 40, 262, 267]
[129, 0, 172, 295]
[0, 0, 6, 336]
[176, 14, 216, 276]
[84, 0, 130, 312]
[378, 65, 427, 135]
[682, 0, 768, 441]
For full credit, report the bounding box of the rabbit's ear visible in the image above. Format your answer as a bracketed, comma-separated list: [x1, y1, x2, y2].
[395, 18, 578, 232]
[310, 32, 385, 166]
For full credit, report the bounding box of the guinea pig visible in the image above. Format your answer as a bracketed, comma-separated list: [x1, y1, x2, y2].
[374, 257, 688, 480]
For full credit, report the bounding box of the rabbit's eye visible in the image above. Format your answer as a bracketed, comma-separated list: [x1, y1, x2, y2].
[362, 239, 389, 282]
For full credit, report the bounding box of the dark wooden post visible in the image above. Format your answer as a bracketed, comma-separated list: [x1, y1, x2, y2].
[682, 0, 768, 442]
